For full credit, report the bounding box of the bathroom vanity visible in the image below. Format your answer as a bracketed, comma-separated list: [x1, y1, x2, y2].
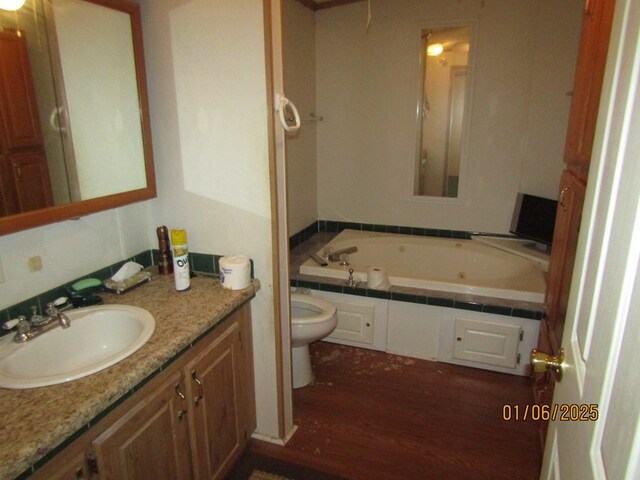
[0, 274, 258, 480]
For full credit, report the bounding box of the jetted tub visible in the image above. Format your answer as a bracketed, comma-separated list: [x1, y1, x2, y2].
[299, 229, 546, 303]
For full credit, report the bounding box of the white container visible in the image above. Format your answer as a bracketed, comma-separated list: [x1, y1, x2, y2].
[219, 255, 251, 290]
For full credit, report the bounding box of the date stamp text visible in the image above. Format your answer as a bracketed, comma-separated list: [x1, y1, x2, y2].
[502, 404, 599, 421]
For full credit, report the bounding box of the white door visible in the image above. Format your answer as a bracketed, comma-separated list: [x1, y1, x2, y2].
[540, 0, 640, 477]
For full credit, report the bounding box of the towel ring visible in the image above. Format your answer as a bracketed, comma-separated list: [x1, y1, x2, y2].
[276, 93, 301, 132]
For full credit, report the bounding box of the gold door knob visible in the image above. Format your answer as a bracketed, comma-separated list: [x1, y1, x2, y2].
[530, 348, 565, 381]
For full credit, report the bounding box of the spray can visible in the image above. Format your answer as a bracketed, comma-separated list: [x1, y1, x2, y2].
[170, 229, 190, 291]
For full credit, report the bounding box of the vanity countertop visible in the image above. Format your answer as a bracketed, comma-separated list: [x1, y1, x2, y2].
[0, 273, 260, 480]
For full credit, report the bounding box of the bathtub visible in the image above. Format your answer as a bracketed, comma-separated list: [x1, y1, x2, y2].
[299, 229, 546, 303]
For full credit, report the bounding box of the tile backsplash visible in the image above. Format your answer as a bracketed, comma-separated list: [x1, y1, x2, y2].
[1, 250, 253, 335]
[288, 219, 511, 250]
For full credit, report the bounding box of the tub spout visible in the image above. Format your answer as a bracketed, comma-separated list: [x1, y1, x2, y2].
[327, 246, 358, 262]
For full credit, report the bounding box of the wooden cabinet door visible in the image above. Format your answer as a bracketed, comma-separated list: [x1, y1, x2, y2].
[0, 155, 18, 215]
[91, 371, 193, 480]
[186, 321, 245, 480]
[563, 0, 616, 179]
[0, 31, 43, 150]
[29, 442, 89, 480]
[8, 152, 53, 212]
[534, 170, 585, 447]
[544, 170, 586, 355]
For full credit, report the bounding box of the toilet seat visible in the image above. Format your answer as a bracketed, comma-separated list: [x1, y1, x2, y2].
[291, 294, 337, 324]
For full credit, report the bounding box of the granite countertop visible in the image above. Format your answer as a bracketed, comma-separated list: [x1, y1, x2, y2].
[0, 273, 260, 480]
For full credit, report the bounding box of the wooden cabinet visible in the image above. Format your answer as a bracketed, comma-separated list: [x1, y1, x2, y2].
[542, 0, 615, 361]
[563, 0, 616, 180]
[29, 440, 89, 480]
[91, 370, 193, 480]
[536, 0, 615, 446]
[0, 152, 53, 215]
[0, 30, 52, 215]
[0, 31, 43, 150]
[187, 320, 245, 480]
[543, 170, 586, 354]
[31, 304, 255, 480]
[535, 171, 586, 444]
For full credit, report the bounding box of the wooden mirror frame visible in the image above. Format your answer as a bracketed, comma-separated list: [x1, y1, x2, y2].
[0, 0, 156, 236]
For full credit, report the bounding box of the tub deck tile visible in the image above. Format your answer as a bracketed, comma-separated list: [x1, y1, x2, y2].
[454, 300, 484, 312]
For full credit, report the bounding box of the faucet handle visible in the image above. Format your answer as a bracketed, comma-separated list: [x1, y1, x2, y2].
[45, 297, 68, 315]
[29, 305, 47, 326]
[3, 315, 26, 331]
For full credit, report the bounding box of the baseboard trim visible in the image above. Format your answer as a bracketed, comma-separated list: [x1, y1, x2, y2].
[251, 425, 298, 446]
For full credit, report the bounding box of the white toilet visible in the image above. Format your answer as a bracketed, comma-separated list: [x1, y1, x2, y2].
[290, 293, 338, 388]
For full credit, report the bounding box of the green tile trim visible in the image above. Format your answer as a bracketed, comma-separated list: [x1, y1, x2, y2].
[289, 220, 511, 246]
[290, 278, 543, 320]
[2, 250, 255, 337]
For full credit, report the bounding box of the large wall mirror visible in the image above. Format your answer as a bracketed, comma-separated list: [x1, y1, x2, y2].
[414, 25, 472, 198]
[0, 0, 155, 235]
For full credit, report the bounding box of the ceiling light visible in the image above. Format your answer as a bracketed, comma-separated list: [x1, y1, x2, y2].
[427, 43, 444, 56]
[0, 0, 25, 11]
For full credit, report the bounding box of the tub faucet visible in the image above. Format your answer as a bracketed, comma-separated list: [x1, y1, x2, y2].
[346, 268, 360, 288]
[327, 246, 358, 262]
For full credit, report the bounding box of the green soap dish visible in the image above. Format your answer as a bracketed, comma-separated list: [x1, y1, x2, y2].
[70, 278, 103, 293]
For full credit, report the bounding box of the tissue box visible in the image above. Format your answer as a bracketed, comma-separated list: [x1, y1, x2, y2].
[103, 271, 152, 295]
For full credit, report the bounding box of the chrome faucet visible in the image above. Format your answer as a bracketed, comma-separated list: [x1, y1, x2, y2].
[10, 301, 72, 343]
[46, 302, 71, 329]
[327, 246, 358, 262]
[346, 268, 360, 287]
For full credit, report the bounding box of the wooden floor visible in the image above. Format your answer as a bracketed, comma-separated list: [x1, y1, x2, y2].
[247, 341, 542, 480]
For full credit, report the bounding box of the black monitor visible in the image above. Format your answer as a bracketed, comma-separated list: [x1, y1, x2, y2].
[510, 193, 558, 247]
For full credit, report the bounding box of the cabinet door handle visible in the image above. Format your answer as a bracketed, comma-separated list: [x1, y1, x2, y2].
[559, 186, 570, 211]
[175, 384, 187, 420]
[192, 371, 204, 406]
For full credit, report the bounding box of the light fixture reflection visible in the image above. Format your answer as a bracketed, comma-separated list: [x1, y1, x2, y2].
[427, 43, 443, 56]
[0, 0, 25, 11]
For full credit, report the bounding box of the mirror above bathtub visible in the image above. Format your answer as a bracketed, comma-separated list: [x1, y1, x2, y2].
[0, 0, 156, 235]
[414, 25, 472, 198]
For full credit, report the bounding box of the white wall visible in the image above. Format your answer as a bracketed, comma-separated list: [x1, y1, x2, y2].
[1, 0, 280, 442]
[0, 202, 153, 310]
[283, 0, 317, 234]
[309, 0, 582, 234]
[140, 0, 280, 440]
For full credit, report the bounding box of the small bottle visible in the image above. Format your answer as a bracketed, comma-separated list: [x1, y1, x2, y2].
[156, 226, 173, 275]
[171, 229, 190, 291]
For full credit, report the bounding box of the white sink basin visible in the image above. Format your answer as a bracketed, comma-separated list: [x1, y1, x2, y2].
[0, 305, 155, 389]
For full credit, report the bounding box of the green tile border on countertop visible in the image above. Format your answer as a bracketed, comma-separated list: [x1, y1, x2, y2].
[1, 250, 254, 336]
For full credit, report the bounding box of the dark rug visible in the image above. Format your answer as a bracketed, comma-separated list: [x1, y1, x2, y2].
[224, 450, 345, 480]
